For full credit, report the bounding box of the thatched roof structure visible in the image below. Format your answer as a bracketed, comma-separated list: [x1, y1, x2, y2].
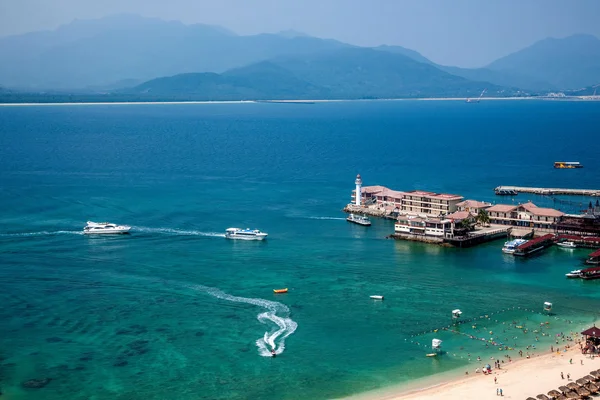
[564, 391, 580, 399]
[581, 325, 600, 338]
[566, 382, 580, 390]
[585, 382, 599, 393]
[537, 394, 551, 400]
[548, 389, 562, 399]
[591, 370, 600, 378]
[576, 378, 589, 385]
[576, 386, 590, 397]
[559, 386, 570, 393]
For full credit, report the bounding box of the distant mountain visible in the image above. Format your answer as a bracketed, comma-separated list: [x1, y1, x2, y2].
[0, 14, 349, 89]
[373, 45, 434, 65]
[486, 34, 600, 90]
[118, 48, 513, 101]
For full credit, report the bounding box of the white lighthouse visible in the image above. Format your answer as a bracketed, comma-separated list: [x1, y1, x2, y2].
[355, 174, 362, 206]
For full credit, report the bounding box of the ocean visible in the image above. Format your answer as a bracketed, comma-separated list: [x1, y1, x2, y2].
[0, 100, 599, 400]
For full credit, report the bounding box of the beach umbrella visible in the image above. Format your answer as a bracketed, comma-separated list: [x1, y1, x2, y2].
[555, 395, 567, 400]
[576, 378, 589, 385]
[576, 387, 590, 398]
[583, 375, 596, 382]
[537, 395, 550, 400]
[585, 382, 598, 394]
[548, 389, 562, 398]
[564, 391, 580, 399]
[591, 370, 600, 378]
[559, 386, 570, 393]
[567, 382, 580, 390]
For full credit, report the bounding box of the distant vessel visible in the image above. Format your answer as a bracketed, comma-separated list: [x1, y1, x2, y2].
[554, 162, 583, 169]
[370, 295, 384, 300]
[556, 241, 577, 249]
[565, 269, 581, 278]
[273, 288, 288, 294]
[346, 213, 371, 226]
[466, 89, 487, 103]
[502, 239, 528, 254]
[495, 188, 518, 196]
[83, 221, 131, 234]
[225, 228, 268, 240]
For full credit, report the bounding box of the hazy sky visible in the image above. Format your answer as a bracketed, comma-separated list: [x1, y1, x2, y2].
[1, 0, 599, 67]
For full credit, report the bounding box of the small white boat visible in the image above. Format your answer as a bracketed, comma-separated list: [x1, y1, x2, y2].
[501, 239, 528, 254]
[557, 241, 577, 249]
[565, 269, 581, 278]
[225, 227, 268, 241]
[83, 221, 131, 234]
[370, 295, 384, 300]
[347, 213, 371, 226]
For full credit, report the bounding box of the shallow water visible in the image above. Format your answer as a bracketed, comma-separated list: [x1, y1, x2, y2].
[0, 100, 599, 399]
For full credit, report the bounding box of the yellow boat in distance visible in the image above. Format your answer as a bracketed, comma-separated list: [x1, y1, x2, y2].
[554, 161, 583, 169]
[273, 288, 288, 294]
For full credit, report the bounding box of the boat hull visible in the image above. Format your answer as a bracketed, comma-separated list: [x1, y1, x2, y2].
[83, 228, 130, 234]
[225, 234, 267, 241]
[346, 218, 371, 226]
[273, 288, 288, 293]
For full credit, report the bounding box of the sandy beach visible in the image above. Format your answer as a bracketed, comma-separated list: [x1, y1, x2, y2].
[356, 338, 599, 400]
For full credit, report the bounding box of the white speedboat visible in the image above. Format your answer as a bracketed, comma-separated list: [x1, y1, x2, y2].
[225, 228, 268, 241]
[557, 241, 577, 249]
[346, 213, 371, 226]
[501, 239, 528, 254]
[83, 221, 131, 234]
[565, 269, 581, 278]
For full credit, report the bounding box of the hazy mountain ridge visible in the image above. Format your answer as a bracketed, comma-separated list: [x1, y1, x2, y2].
[0, 14, 598, 95]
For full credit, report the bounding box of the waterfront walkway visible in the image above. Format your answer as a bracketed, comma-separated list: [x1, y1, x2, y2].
[495, 186, 600, 196]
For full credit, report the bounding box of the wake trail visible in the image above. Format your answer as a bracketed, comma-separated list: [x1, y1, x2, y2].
[186, 284, 297, 357]
[131, 226, 226, 238]
[307, 216, 346, 221]
[0, 230, 83, 238]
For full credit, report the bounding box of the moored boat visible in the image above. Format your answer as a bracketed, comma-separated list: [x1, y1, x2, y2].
[273, 288, 288, 294]
[565, 269, 582, 278]
[580, 266, 600, 280]
[346, 213, 371, 226]
[83, 221, 131, 234]
[495, 189, 518, 196]
[502, 239, 528, 254]
[225, 228, 268, 240]
[557, 241, 577, 249]
[370, 295, 384, 300]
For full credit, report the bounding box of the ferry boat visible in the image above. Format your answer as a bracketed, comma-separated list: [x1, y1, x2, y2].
[554, 161, 583, 169]
[565, 269, 582, 278]
[225, 228, 268, 241]
[513, 234, 555, 257]
[83, 221, 131, 234]
[501, 239, 528, 254]
[346, 213, 371, 226]
[556, 241, 577, 249]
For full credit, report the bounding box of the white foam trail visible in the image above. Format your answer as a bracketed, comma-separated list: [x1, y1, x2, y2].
[307, 216, 345, 221]
[187, 284, 297, 357]
[132, 226, 226, 238]
[0, 230, 83, 237]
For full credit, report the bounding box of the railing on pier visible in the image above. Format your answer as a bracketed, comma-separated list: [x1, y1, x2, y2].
[494, 186, 600, 196]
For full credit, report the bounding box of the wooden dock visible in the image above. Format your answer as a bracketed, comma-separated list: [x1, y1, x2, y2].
[495, 186, 600, 196]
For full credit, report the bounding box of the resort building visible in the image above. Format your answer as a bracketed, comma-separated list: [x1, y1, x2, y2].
[486, 202, 564, 230]
[455, 200, 492, 216]
[394, 215, 455, 238]
[355, 185, 463, 217]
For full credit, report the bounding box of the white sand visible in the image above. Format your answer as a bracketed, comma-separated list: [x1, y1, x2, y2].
[358, 345, 599, 400]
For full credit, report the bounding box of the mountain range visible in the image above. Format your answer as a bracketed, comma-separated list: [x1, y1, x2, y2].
[0, 14, 599, 100]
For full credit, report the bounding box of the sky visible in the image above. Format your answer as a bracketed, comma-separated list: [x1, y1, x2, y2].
[0, 0, 599, 67]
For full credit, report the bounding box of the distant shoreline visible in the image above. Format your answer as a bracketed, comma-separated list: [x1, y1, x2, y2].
[0, 96, 599, 106]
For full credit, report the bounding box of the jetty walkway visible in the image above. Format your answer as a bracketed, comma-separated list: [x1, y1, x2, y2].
[495, 186, 600, 196]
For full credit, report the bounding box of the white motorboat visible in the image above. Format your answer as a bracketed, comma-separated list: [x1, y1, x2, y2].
[557, 241, 577, 249]
[501, 239, 528, 254]
[370, 295, 384, 300]
[565, 269, 581, 278]
[346, 213, 371, 226]
[83, 221, 131, 234]
[225, 228, 268, 241]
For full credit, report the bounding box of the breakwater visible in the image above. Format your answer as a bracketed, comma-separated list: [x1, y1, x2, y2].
[495, 186, 600, 196]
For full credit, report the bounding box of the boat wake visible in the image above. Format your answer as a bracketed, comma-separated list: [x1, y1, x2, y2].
[187, 284, 297, 357]
[307, 216, 345, 221]
[0, 230, 83, 237]
[132, 226, 226, 238]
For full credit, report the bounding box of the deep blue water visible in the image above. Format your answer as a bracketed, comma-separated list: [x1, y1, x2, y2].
[0, 100, 599, 400]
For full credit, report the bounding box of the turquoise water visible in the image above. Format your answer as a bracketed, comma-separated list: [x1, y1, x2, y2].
[0, 100, 599, 399]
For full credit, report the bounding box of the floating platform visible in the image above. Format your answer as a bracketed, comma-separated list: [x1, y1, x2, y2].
[494, 186, 600, 196]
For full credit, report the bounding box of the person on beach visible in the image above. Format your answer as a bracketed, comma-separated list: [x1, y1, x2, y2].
[499, 388, 503, 396]
[496, 388, 499, 396]
[561, 372, 564, 379]
[567, 373, 570, 380]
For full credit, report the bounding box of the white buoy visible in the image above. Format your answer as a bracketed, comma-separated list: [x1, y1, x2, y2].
[370, 295, 384, 300]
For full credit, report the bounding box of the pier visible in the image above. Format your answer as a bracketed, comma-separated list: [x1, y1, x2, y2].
[495, 186, 600, 196]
